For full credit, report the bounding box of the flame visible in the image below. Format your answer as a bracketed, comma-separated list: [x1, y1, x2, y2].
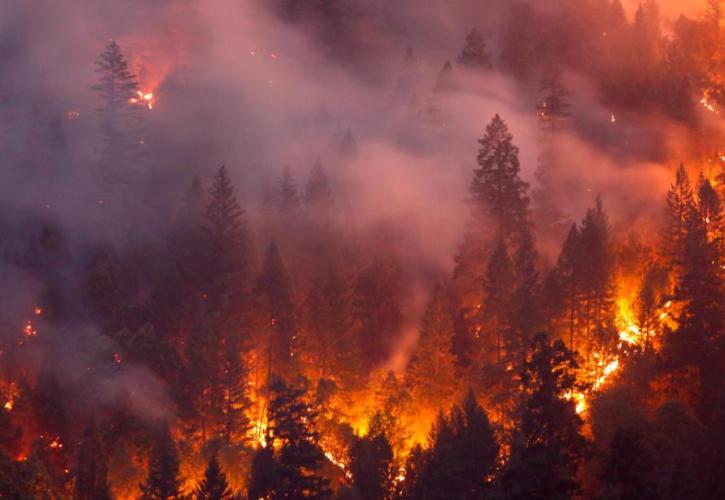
[128, 90, 155, 110]
[4, 400, 13, 411]
[701, 89, 719, 114]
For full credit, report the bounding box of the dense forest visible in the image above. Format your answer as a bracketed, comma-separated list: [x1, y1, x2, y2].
[1, 0, 725, 498]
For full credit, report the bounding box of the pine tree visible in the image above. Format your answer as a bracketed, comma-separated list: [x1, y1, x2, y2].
[275, 166, 302, 218]
[501, 333, 588, 500]
[510, 228, 541, 369]
[471, 114, 530, 242]
[555, 224, 584, 351]
[74, 416, 112, 500]
[267, 376, 331, 499]
[481, 240, 514, 365]
[406, 284, 457, 408]
[256, 242, 298, 375]
[304, 258, 358, 383]
[303, 161, 334, 219]
[203, 165, 252, 314]
[349, 413, 394, 500]
[533, 68, 571, 240]
[390, 46, 420, 107]
[139, 422, 182, 500]
[412, 391, 498, 499]
[433, 61, 456, 93]
[664, 181, 724, 416]
[247, 445, 279, 500]
[451, 391, 498, 498]
[353, 257, 403, 367]
[537, 68, 571, 132]
[600, 427, 658, 500]
[663, 163, 695, 266]
[91, 41, 142, 171]
[195, 452, 233, 500]
[457, 29, 492, 71]
[578, 197, 616, 352]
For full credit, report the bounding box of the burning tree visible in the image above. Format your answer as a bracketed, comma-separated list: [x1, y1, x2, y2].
[91, 41, 144, 176]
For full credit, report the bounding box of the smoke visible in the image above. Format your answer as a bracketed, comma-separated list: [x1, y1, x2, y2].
[0, 0, 720, 405]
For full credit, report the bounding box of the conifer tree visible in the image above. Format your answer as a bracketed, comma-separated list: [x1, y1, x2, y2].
[353, 257, 403, 367]
[578, 197, 616, 351]
[256, 242, 298, 375]
[390, 46, 420, 107]
[663, 163, 695, 266]
[349, 413, 394, 500]
[600, 427, 658, 500]
[304, 258, 358, 383]
[195, 452, 233, 500]
[406, 284, 457, 408]
[537, 68, 571, 133]
[510, 229, 541, 369]
[457, 29, 492, 71]
[139, 422, 182, 500]
[275, 166, 302, 218]
[303, 161, 334, 220]
[74, 416, 112, 500]
[248, 445, 278, 500]
[481, 241, 514, 365]
[203, 165, 252, 314]
[471, 114, 530, 242]
[266, 376, 331, 499]
[91, 41, 142, 171]
[501, 333, 588, 500]
[533, 68, 571, 239]
[433, 61, 456, 93]
[555, 224, 583, 351]
[412, 391, 498, 499]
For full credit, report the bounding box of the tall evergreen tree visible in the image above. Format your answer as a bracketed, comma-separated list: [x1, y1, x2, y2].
[139, 423, 182, 500]
[349, 413, 394, 500]
[457, 29, 492, 71]
[501, 333, 588, 500]
[510, 228, 541, 369]
[481, 241, 514, 365]
[266, 376, 331, 499]
[600, 427, 658, 500]
[256, 242, 298, 376]
[578, 197, 616, 352]
[406, 284, 457, 408]
[412, 391, 498, 499]
[275, 166, 302, 218]
[537, 68, 571, 132]
[555, 224, 584, 351]
[533, 68, 571, 240]
[91, 41, 142, 171]
[663, 163, 695, 267]
[471, 114, 530, 242]
[74, 416, 112, 500]
[304, 258, 358, 383]
[195, 452, 233, 500]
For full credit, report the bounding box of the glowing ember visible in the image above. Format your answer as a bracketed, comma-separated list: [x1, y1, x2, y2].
[3, 400, 13, 411]
[23, 320, 37, 337]
[701, 89, 719, 114]
[48, 436, 63, 449]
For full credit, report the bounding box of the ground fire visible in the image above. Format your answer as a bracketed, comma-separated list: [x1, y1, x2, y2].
[1, 0, 725, 498]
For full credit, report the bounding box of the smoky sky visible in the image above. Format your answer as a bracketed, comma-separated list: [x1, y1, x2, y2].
[0, 0, 720, 390]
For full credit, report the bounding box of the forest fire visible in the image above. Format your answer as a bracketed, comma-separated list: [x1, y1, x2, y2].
[1, 0, 725, 498]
